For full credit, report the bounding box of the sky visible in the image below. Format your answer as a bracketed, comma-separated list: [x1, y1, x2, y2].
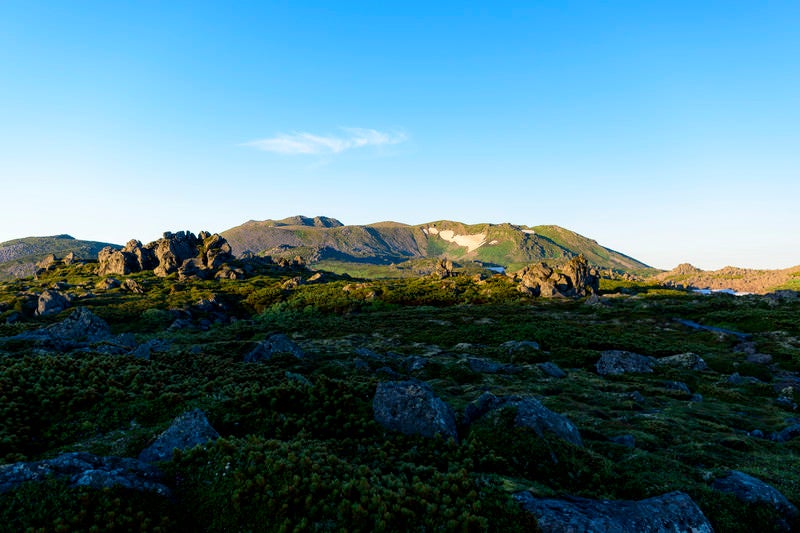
[1, 1, 798, 270]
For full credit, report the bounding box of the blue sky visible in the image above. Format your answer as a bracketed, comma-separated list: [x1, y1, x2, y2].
[1, 1, 798, 270]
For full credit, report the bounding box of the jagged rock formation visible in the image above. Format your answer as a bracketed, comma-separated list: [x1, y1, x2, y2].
[97, 231, 234, 279]
[138, 409, 219, 464]
[0, 452, 170, 496]
[373, 380, 458, 441]
[511, 256, 599, 298]
[513, 490, 713, 533]
[35, 289, 70, 316]
[2, 307, 111, 350]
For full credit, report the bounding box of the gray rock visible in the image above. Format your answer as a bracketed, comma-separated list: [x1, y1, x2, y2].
[655, 352, 709, 371]
[373, 380, 458, 441]
[537, 361, 567, 379]
[36, 289, 69, 316]
[596, 351, 655, 375]
[0, 452, 169, 496]
[500, 340, 540, 352]
[244, 334, 305, 362]
[514, 490, 713, 533]
[610, 434, 636, 448]
[713, 470, 799, 531]
[138, 409, 219, 463]
[463, 392, 582, 447]
[663, 381, 692, 394]
[774, 423, 800, 442]
[467, 357, 520, 374]
[122, 278, 145, 294]
[404, 356, 428, 373]
[11, 307, 111, 350]
[727, 372, 762, 385]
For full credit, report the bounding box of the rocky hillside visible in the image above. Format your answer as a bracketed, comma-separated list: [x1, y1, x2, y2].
[654, 263, 800, 294]
[221, 216, 650, 272]
[0, 235, 117, 280]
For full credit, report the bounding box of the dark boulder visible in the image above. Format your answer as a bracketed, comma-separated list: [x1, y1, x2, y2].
[8, 307, 111, 350]
[513, 490, 713, 533]
[373, 380, 458, 441]
[138, 409, 219, 463]
[713, 470, 799, 531]
[0, 452, 170, 496]
[596, 350, 655, 375]
[655, 352, 709, 371]
[244, 334, 305, 362]
[537, 362, 567, 379]
[463, 392, 582, 447]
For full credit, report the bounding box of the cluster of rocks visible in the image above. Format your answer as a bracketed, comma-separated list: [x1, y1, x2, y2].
[510, 255, 600, 298]
[0, 408, 218, 498]
[34, 252, 82, 277]
[97, 231, 235, 280]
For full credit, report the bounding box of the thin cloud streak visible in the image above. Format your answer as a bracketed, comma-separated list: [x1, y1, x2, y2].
[246, 128, 407, 155]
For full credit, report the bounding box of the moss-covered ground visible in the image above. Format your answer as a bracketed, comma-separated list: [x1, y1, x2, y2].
[1, 262, 799, 531]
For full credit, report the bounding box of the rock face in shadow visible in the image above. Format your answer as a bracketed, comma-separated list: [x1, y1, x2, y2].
[513, 490, 713, 533]
[97, 231, 234, 279]
[373, 380, 458, 441]
[4, 307, 111, 350]
[511, 256, 599, 298]
[463, 392, 582, 447]
[244, 334, 305, 362]
[36, 289, 69, 316]
[138, 409, 220, 464]
[713, 470, 799, 531]
[596, 350, 655, 375]
[0, 452, 170, 496]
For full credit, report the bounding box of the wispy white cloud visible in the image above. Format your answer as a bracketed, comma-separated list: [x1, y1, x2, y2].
[245, 128, 407, 155]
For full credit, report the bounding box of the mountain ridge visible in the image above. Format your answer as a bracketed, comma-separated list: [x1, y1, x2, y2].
[221, 215, 651, 272]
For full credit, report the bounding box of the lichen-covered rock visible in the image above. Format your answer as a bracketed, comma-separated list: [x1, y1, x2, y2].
[138, 409, 219, 463]
[152, 231, 201, 277]
[244, 334, 305, 362]
[713, 470, 799, 531]
[0, 452, 170, 496]
[596, 350, 655, 375]
[373, 380, 458, 441]
[655, 352, 709, 371]
[512, 256, 599, 298]
[513, 490, 713, 533]
[36, 289, 69, 316]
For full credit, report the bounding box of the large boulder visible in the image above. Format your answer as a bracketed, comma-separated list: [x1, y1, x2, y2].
[7, 307, 111, 350]
[596, 350, 655, 375]
[201, 233, 233, 269]
[561, 255, 600, 296]
[97, 246, 138, 276]
[373, 380, 458, 441]
[0, 452, 170, 496]
[138, 409, 219, 463]
[512, 256, 599, 298]
[713, 470, 799, 531]
[244, 334, 305, 362]
[463, 392, 582, 447]
[36, 289, 69, 316]
[513, 490, 713, 533]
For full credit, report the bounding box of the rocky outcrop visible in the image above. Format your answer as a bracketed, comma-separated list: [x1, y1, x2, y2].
[596, 350, 655, 375]
[513, 490, 713, 533]
[511, 256, 599, 298]
[36, 289, 69, 316]
[138, 409, 219, 464]
[97, 231, 235, 280]
[4, 307, 111, 350]
[373, 380, 458, 441]
[464, 392, 582, 447]
[0, 452, 170, 496]
[713, 470, 799, 531]
[244, 334, 305, 362]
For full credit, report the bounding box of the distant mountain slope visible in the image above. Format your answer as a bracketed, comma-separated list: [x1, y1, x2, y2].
[0, 235, 118, 280]
[221, 216, 650, 271]
[652, 263, 800, 294]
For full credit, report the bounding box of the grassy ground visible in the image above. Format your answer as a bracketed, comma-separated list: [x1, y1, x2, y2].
[1, 261, 799, 531]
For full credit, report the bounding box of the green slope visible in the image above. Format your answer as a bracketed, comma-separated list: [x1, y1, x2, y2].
[222, 216, 650, 272]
